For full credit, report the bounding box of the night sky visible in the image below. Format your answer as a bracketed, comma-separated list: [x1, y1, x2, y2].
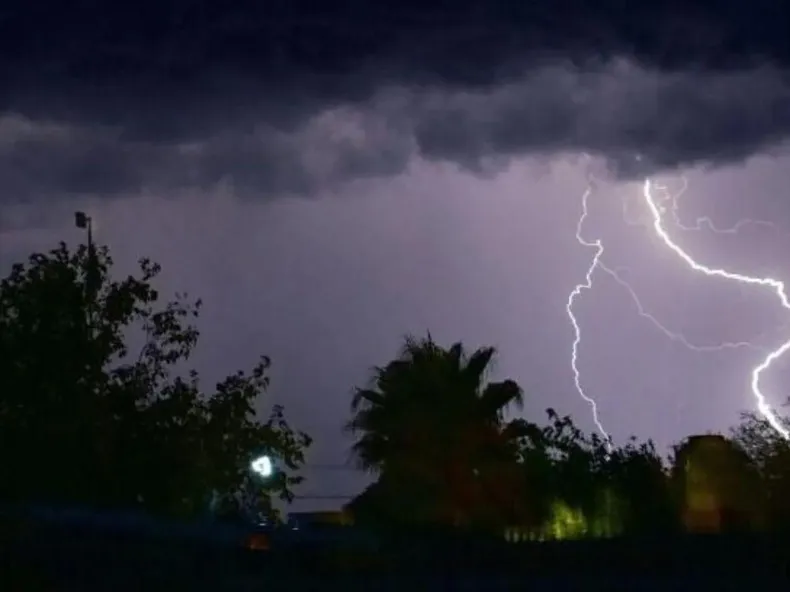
[2, 1, 790, 509]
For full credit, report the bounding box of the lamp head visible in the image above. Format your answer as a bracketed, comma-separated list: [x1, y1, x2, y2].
[250, 455, 273, 478]
[75, 211, 89, 229]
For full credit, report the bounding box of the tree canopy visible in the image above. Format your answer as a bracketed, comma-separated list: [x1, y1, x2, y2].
[730, 407, 790, 529]
[518, 409, 676, 538]
[0, 242, 311, 519]
[346, 335, 528, 529]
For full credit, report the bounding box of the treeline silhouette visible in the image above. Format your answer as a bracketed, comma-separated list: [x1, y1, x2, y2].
[344, 336, 786, 539]
[2, 241, 790, 544]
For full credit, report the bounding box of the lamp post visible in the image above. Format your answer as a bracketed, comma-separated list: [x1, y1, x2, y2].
[74, 212, 97, 328]
[74, 211, 92, 250]
[249, 455, 276, 526]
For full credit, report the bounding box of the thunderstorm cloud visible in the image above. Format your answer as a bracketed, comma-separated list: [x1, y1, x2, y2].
[1, 0, 790, 205]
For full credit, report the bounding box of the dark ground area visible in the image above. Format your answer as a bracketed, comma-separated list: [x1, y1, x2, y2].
[2, 519, 789, 590]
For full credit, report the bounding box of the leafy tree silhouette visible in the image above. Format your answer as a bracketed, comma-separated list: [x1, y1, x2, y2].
[345, 335, 529, 530]
[0, 242, 311, 519]
[519, 409, 677, 538]
[730, 408, 790, 531]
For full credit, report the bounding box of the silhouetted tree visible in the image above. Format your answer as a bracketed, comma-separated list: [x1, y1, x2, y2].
[518, 410, 676, 538]
[346, 335, 528, 530]
[731, 408, 790, 530]
[0, 242, 311, 518]
[601, 436, 677, 535]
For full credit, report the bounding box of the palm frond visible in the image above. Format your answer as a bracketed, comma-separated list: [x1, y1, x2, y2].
[479, 379, 524, 418]
[463, 346, 497, 386]
[350, 386, 385, 411]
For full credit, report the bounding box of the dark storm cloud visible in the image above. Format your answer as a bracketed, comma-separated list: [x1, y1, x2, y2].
[2, 0, 790, 202]
[412, 65, 790, 177]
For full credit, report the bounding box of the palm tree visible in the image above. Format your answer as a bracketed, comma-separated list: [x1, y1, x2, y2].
[346, 335, 527, 528]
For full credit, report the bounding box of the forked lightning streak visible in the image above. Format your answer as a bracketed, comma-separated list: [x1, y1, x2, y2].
[568, 176, 790, 445]
[641, 179, 790, 440]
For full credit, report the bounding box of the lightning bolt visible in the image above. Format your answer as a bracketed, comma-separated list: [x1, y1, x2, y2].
[568, 172, 789, 447]
[566, 182, 611, 445]
[641, 179, 790, 440]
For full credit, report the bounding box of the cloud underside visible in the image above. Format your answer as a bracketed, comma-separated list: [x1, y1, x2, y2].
[1, 60, 789, 204]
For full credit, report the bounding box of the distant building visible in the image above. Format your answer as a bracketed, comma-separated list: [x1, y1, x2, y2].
[674, 434, 764, 533]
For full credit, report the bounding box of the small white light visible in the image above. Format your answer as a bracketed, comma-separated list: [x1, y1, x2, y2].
[250, 455, 273, 478]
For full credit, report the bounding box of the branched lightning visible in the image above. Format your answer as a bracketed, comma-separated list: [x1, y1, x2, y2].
[568, 172, 790, 445]
[622, 176, 780, 236]
[641, 179, 790, 440]
[658, 176, 779, 235]
[598, 261, 767, 354]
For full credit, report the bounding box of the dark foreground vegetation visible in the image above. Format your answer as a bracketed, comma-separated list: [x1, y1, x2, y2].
[3, 241, 790, 587]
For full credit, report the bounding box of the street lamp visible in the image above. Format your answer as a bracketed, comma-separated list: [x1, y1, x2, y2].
[250, 455, 273, 479]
